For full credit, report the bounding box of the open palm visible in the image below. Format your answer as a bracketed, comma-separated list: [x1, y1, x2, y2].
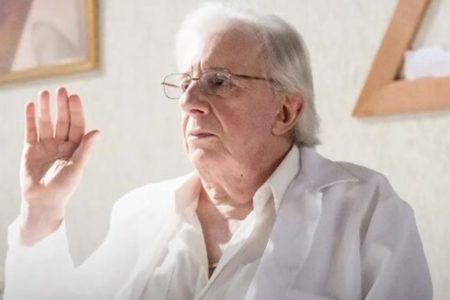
[20, 88, 98, 243]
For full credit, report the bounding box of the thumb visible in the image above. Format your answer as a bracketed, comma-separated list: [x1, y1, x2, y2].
[71, 130, 100, 167]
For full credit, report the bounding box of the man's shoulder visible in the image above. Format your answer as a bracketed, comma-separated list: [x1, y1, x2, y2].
[300, 147, 395, 192]
[333, 161, 400, 199]
[334, 160, 391, 187]
[328, 161, 413, 218]
[299, 148, 411, 212]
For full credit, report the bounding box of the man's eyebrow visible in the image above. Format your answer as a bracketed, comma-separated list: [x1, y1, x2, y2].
[181, 67, 230, 78]
[205, 66, 230, 72]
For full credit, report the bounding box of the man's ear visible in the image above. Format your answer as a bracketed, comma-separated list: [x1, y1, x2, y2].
[271, 91, 305, 136]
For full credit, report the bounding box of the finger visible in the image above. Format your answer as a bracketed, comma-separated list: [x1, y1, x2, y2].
[55, 87, 70, 141]
[71, 130, 100, 168]
[67, 94, 85, 144]
[24, 102, 38, 144]
[38, 90, 54, 141]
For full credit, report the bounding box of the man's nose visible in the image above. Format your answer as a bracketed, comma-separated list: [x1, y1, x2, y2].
[179, 82, 210, 116]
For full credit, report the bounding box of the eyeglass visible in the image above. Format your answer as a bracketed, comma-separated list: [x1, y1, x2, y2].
[161, 68, 275, 100]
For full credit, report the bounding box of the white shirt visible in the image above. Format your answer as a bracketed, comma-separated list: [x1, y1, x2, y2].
[4, 146, 432, 300]
[142, 146, 299, 300]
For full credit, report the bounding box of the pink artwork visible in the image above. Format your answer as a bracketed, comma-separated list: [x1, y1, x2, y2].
[0, 0, 98, 84]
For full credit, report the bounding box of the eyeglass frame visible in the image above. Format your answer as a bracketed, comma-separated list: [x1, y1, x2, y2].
[161, 68, 278, 100]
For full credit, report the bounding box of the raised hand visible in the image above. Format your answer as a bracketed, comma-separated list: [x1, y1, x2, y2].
[19, 87, 99, 246]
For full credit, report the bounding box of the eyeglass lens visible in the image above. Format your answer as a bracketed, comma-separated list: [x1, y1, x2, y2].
[163, 71, 235, 99]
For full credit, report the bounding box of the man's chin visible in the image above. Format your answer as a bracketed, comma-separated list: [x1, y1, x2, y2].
[188, 147, 223, 166]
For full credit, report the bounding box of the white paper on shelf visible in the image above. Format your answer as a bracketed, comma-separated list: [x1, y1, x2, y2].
[403, 46, 450, 80]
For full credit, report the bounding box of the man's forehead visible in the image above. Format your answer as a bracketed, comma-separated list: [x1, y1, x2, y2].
[181, 26, 265, 74]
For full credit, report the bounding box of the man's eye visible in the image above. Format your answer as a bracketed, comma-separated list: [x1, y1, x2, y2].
[180, 80, 190, 91]
[208, 74, 230, 89]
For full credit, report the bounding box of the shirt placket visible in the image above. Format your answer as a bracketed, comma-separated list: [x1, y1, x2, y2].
[197, 185, 273, 300]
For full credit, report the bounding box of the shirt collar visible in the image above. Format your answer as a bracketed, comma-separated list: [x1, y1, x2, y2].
[173, 145, 360, 215]
[174, 172, 202, 215]
[173, 146, 300, 215]
[252, 145, 300, 215]
[299, 146, 359, 191]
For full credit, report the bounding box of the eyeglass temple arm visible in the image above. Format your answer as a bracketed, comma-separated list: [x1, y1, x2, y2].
[233, 74, 271, 81]
[161, 82, 179, 87]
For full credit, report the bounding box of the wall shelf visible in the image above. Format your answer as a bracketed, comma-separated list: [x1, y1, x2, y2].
[352, 0, 450, 117]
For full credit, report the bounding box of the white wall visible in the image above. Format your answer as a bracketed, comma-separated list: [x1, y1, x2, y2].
[1, 0, 449, 298]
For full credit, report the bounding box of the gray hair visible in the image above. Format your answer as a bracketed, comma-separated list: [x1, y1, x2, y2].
[175, 3, 320, 147]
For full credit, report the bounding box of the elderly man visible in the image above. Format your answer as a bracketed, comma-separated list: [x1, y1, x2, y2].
[5, 4, 432, 300]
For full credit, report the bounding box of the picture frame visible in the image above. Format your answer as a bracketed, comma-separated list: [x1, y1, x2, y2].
[352, 0, 450, 117]
[0, 0, 98, 85]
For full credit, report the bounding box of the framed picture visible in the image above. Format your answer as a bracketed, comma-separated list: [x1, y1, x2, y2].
[0, 0, 98, 84]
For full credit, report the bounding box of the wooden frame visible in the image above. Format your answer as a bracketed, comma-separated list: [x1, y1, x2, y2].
[0, 0, 98, 85]
[352, 0, 450, 117]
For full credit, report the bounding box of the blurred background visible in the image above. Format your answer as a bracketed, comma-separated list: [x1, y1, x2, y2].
[1, 0, 449, 298]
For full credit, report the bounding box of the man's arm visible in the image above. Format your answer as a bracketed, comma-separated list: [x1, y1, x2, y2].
[361, 191, 432, 299]
[4, 187, 149, 300]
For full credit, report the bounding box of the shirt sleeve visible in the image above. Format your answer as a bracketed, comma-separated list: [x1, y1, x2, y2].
[4, 218, 74, 299]
[360, 193, 433, 300]
[4, 193, 145, 300]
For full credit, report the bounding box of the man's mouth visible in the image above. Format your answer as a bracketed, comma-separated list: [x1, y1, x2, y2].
[189, 130, 215, 138]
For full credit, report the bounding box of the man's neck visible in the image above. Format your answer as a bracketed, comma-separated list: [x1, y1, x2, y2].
[196, 142, 292, 207]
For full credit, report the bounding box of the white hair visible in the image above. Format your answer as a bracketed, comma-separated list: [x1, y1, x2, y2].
[175, 3, 320, 147]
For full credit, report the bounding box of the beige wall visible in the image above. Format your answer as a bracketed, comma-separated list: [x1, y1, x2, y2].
[1, 0, 449, 298]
